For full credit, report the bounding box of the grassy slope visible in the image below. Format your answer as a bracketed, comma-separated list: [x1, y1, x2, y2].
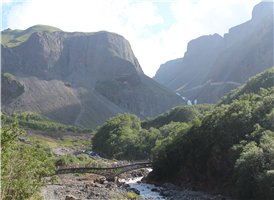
[1, 24, 62, 48]
[217, 67, 274, 105]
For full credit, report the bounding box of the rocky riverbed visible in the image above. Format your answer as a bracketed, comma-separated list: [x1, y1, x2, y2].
[41, 169, 150, 200]
[41, 168, 234, 200]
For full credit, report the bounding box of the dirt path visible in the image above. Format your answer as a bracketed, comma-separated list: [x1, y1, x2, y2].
[73, 88, 86, 128]
[178, 79, 243, 92]
[41, 184, 59, 200]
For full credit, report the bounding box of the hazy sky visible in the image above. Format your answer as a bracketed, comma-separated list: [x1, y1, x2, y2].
[1, 0, 262, 77]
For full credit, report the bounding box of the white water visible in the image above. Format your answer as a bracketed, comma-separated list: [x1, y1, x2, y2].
[121, 169, 166, 199]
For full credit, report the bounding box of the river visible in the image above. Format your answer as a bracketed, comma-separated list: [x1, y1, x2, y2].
[120, 168, 235, 200]
[121, 168, 166, 199]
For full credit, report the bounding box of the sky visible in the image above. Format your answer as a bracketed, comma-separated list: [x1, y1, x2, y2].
[1, 0, 263, 77]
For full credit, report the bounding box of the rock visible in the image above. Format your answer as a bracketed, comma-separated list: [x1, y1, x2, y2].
[94, 183, 104, 188]
[129, 188, 140, 195]
[124, 184, 130, 188]
[65, 195, 82, 200]
[95, 176, 106, 184]
[162, 191, 170, 196]
[89, 191, 99, 196]
[1, 28, 184, 129]
[153, 2, 273, 105]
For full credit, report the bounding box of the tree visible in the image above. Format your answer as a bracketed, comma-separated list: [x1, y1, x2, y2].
[1, 122, 59, 200]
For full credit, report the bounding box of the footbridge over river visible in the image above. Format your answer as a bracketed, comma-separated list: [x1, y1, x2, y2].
[55, 161, 152, 177]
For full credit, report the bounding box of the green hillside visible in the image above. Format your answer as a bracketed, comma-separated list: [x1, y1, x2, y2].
[1, 111, 93, 133]
[92, 68, 274, 199]
[148, 68, 274, 199]
[1, 24, 62, 48]
[217, 67, 274, 106]
[141, 104, 214, 129]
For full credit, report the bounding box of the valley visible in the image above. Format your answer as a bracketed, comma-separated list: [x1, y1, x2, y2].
[1, 1, 274, 200]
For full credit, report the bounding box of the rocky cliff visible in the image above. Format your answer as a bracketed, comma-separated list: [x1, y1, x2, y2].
[1, 26, 184, 128]
[1, 73, 25, 106]
[153, 1, 273, 104]
[153, 57, 183, 86]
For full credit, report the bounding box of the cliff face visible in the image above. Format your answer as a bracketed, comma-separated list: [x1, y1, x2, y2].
[1, 28, 184, 128]
[1, 73, 25, 106]
[154, 1, 273, 104]
[153, 57, 183, 86]
[154, 33, 225, 92]
[206, 9, 273, 84]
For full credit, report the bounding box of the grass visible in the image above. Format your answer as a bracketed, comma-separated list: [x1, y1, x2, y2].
[1, 111, 94, 133]
[75, 173, 89, 176]
[127, 192, 141, 200]
[2, 25, 62, 48]
[25, 136, 92, 148]
[60, 138, 92, 147]
[2, 25, 121, 49]
[3, 72, 16, 82]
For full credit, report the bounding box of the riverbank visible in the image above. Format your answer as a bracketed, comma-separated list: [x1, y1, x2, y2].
[41, 167, 235, 200]
[41, 168, 150, 200]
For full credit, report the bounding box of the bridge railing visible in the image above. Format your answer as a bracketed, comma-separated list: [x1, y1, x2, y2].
[56, 161, 152, 171]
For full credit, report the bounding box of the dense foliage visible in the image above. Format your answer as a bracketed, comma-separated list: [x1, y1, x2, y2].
[89, 68, 274, 199]
[1, 111, 94, 133]
[217, 67, 274, 106]
[92, 113, 158, 159]
[149, 87, 274, 199]
[92, 104, 213, 160]
[141, 104, 214, 129]
[1, 122, 59, 200]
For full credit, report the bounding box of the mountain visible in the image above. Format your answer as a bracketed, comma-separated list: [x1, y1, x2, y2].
[1, 25, 185, 129]
[153, 57, 183, 86]
[153, 1, 273, 104]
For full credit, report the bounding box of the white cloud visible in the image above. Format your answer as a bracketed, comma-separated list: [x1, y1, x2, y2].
[3, 0, 262, 77]
[1, 0, 14, 4]
[165, 0, 261, 55]
[137, 0, 261, 77]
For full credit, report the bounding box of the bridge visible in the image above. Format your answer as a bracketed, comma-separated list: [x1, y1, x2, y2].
[55, 161, 152, 177]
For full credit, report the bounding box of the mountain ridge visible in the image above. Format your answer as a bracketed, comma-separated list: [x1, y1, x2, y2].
[1, 27, 184, 128]
[153, 1, 273, 104]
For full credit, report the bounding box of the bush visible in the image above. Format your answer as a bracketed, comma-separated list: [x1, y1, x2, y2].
[1, 122, 59, 200]
[256, 170, 274, 200]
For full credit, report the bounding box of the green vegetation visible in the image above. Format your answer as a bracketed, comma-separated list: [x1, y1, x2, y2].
[3, 72, 17, 82]
[149, 87, 274, 199]
[1, 122, 59, 200]
[217, 67, 274, 106]
[92, 104, 213, 160]
[92, 67, 274, 199]
[25, 136, 92, 148]
[51, 153, 97, 166]
[126, 192, 141, 200]
[1, 72, 25, 105]
[64, 82, 71, 87]
[92, 113, 152, 159]
[1, 111, 94, 133]
[95, 79, 121, 93]
[141, 104, 214, 129]
[1, 25, 62, 48]
[75, 173, 89, 176]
